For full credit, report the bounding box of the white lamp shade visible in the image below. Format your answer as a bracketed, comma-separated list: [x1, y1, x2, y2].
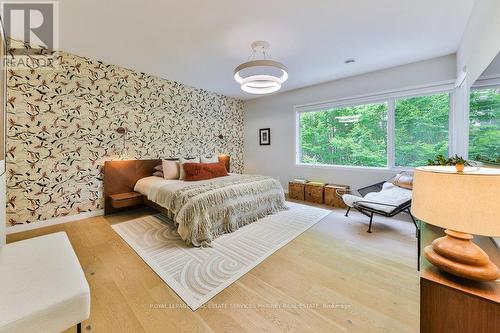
[411, 166, 500, 237]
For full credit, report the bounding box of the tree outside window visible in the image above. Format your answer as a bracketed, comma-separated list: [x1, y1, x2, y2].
[469, 87, 500, 165]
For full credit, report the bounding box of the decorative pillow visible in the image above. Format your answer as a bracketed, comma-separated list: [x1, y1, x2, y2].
[201, 155, 219, 163]
[162, 159, 180, 180]
[179, 157, 200, 180]
[153, 171, 164, 178]
[392, 172, 414, 190]
[183, 161, 228, 181]
[154, 164, 163, 172]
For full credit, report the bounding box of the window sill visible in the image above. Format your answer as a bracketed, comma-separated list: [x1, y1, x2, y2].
[295, 162, 414, 173]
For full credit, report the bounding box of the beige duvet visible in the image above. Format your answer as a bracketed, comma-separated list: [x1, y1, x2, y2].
[134, 174, 288, 246]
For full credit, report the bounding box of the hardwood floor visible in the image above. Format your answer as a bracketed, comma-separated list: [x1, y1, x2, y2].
[7, 202, 419, 333]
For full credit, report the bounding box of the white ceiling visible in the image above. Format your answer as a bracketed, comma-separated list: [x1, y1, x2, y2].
[55, 0, 476, 99]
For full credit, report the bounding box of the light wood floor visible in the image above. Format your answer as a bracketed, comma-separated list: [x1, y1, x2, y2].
[7, 202, 419, 333]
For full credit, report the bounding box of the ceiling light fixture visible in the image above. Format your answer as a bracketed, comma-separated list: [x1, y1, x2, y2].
[234, 41, 288, 95]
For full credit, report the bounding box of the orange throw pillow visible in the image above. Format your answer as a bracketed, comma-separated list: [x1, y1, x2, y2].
[183, 161, 228, 181]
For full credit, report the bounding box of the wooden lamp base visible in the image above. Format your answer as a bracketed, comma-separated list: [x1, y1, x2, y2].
[424, 229, 500, 281]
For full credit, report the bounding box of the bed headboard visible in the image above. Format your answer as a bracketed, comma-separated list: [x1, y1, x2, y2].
[104, 159, 160, 214]
[103, 155, 230, 214]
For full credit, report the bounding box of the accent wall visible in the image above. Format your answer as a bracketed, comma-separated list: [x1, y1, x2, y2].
[6, 40, 243, 226]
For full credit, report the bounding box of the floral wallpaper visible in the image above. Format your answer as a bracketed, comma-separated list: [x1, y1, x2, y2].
[6, 40, 244, 226]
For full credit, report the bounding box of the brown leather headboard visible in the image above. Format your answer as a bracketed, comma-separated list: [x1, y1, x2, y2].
[103, 159, 160, 214]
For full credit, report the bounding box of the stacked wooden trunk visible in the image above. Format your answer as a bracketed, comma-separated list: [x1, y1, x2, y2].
[288, 181, 349, 208]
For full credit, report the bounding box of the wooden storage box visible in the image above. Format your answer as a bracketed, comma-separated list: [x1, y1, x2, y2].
[324, 184, 350, 208]
[305, 183, 324, 204]
[288, 182, 305, 200]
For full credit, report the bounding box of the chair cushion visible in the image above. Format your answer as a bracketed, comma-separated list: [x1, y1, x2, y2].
[342, 194, 363, 208]
[0, 232, 90, 333]
[343, 182, 412, 213]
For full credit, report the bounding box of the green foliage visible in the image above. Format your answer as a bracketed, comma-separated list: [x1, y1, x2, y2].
[299, 89, 498, 169]
[299, 103, 387, 167]
[299, 94, 449, 168]
[475, 155, 500, 165]
[469, 88, 500, 162]
[394, 93, 449, 167]
[427, 154, 450, 166]
[427, 154, 470, 166]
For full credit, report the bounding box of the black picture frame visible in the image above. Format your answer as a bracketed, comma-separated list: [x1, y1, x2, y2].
[259, 128, 270, 146]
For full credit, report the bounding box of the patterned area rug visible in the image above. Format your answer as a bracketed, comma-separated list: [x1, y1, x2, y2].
[112, 202, 331, 310]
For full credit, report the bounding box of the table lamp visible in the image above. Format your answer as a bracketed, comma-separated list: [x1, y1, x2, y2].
[412, 166, 500, 281]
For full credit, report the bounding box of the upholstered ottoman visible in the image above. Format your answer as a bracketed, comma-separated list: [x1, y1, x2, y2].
[0, 232, 90, 333]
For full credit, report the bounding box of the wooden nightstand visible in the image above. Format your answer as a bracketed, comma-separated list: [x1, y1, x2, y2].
[109, 192, 144, 209]
[420, 224, 500, 333]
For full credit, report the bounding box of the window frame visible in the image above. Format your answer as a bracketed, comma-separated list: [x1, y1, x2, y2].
[295, 82, 454, 171]
[296, 99, 390, 169]
[392, 91, 452, 168]
[468, 77, 500, 161]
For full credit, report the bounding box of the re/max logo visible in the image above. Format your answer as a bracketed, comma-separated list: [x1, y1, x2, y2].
[1, 1, 59, 53]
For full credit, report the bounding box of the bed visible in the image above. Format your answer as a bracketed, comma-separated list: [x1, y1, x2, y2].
[104, 159, 288, 246]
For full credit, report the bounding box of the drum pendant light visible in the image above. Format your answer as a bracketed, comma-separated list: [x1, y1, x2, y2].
[234, 41, 288, 95]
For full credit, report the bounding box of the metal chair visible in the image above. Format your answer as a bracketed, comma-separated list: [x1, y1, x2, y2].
[340, 181, 421, 270]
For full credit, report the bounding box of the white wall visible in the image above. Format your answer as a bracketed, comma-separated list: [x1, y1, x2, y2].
[457, 0, 500, 86]
[452, 0, 500, 158]
[481, 52, 500, 78]
[455, 1, 500, 245]
[243, 55, 456, 190]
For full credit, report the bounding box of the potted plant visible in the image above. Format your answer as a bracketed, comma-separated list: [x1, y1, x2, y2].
[427, 154, 470, 172]
[450, 155, 468, 172]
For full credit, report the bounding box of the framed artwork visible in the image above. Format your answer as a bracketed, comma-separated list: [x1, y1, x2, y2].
[259, 128, 270, 146]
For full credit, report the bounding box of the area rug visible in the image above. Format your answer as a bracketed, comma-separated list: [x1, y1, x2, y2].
[112, 201, 331, 310]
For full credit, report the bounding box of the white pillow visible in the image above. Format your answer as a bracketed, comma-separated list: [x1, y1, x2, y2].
[162, 160, 180, 179]
[179, 157, 200, 180]
[201, 155, 219, 163]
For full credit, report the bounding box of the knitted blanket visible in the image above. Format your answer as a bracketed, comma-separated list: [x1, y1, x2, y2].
[155, 175, 288, 246]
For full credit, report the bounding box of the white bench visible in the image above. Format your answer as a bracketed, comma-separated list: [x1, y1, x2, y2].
[0, 232, 90, 333]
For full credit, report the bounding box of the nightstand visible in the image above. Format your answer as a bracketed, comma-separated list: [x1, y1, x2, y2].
[109, 192, 144, 209]
[420, 224, 500, 333]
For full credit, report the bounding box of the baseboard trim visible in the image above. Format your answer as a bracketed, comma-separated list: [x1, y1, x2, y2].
[6, 209, 105, 235]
